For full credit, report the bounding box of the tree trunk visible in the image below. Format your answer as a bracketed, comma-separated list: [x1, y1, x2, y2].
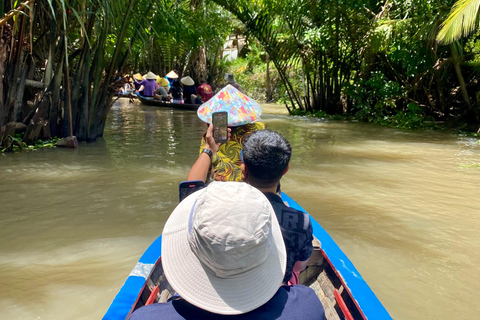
[266, 55, 272, 102]
[44, 1, 56, 87]
[48, 52, 64, 137]
[77, 52, 92, 141]
[6, 15, 26, 123]
[14, 57, 27, 121]
[0, 27, 8, 126]
[432, 46, 447, 117]
[450, 44, 472, 111]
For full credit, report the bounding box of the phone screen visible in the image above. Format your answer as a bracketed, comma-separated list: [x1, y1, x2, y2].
[179, 181, 205, 202]
[212, 111, 228, 144]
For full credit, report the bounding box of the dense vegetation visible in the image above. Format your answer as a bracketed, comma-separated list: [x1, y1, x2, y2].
[217, 0, 480, 132]
[0, 0, 479, 151]
[0, 0, 233, 147]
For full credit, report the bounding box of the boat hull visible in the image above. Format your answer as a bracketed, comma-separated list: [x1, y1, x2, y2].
[103, 193, 392, 320]
[136, 93, 200, 111]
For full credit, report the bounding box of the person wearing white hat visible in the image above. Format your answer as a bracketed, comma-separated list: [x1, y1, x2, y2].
[127, 182, 325, 320]
[180, 76, 201, 104]
[134, 71, 157, 97]
[166, 70, 179, 79]
[187, 127, 314, 286]
[166, 70, 179, 88]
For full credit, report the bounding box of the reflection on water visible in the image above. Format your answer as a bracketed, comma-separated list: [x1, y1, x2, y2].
[1, 99, 479, 319]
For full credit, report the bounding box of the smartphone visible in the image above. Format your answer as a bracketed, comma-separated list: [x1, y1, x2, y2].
[179, 180, 205, 202]
[211, 111, 228, 144]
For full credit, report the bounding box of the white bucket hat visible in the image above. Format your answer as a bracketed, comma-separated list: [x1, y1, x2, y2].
[181, 76, 195, 86]
[161, 182, 286, 315]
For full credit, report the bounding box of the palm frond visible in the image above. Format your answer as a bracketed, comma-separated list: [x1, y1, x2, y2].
[437, 0, 480, 44]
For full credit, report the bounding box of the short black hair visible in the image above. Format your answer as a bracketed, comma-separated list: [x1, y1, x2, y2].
[242, 129, 292, 186]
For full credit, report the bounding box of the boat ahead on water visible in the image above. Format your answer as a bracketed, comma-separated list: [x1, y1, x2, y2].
[103, 193, 392, 320]
[136, 93, 200, 111]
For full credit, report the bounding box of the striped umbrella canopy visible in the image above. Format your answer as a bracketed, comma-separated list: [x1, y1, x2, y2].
[197, 85, 262, 126]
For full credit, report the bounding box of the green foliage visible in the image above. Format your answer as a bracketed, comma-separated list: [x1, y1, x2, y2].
[5, 0, 479, 140]
[1, 135, 26, 152]
[128, 0, 233, 78]
[1, 135, 60, 153]
[382, 104, 437, 129]
[344, 71, 403, 118]
[223, 39, 305, 104]
[224, 57, 285, 102]
[459, 163, 480, 168]
[289, 109, 328, 117]
[211, 0, 478, 131]
[437, 0, 480, 44]
[289, 103, 437, 130]
[344, 70, 440, 129]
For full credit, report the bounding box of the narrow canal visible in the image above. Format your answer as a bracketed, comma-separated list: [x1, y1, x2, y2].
[1, 98, 479, 319]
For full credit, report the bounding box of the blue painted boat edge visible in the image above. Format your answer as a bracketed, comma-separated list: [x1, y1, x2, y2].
[104, 194, 392, 320]
[103, 235, 163, 320]
[136, 92, 154, 100]
[281, 193, 392, 320]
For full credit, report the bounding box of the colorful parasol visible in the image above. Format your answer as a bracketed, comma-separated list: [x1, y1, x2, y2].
[197, 85, 262, 126]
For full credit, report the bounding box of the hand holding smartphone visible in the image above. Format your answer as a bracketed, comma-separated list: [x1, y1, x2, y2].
[179, 180, 205, 202]
[211, 111, 228, 144]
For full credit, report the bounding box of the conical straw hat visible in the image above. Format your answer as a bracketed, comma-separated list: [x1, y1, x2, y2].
[158, 77, 169, 87]
[181, 76, 195, 86]
[166, 70, 178, 79]
[197, 85, 262, 126]
[146, 71, 156, 80]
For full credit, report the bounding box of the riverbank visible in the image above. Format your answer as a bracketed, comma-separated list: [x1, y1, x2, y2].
[259, 102, 289, 115]
[289, 109, 480, 137]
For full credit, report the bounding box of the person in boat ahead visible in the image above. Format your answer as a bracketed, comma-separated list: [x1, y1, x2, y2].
[169, 80, 183, 104]
[196, 78, 214, 102]
[187, 126, 314, 285]
[166, 70, 179, 87]
[224, 72, 242, 92]
[134, 71, 157, 97]
[154, 77, 171, 102]
[180, 76, 201, 104]
[127, 182, 325, 320]
[132, 73, 143, 92]
[194, 84, 265, 181]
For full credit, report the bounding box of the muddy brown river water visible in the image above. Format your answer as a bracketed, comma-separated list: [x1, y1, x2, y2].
[1, 98, 479, 319]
